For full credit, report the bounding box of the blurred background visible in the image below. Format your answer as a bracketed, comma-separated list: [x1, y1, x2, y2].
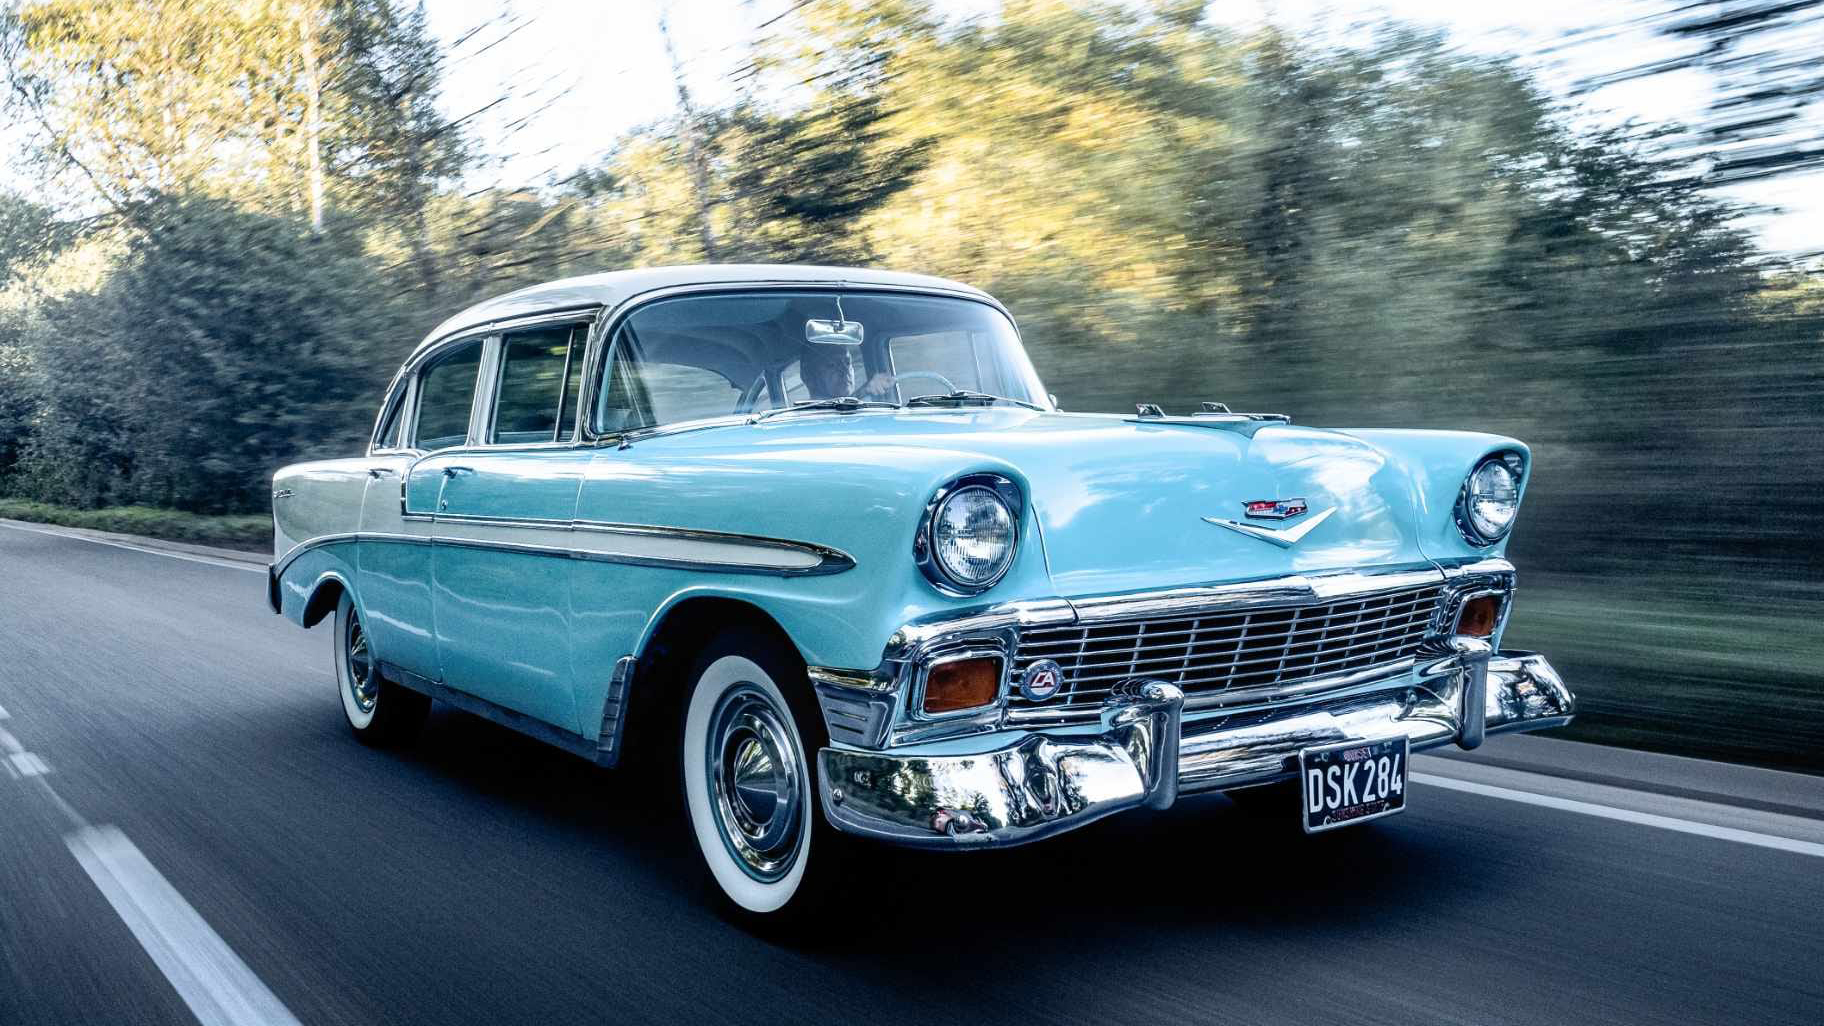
[0, 0, 1817, 772]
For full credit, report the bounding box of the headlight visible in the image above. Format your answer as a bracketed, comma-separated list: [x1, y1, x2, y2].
[1457, 452, 1524, 545]
[919, 476, 1020, 594]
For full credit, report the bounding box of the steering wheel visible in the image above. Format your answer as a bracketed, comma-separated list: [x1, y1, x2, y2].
[883, 370, 959, 397]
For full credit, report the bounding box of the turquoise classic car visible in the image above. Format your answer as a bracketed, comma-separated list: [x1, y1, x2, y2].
[270, 265, 1574, 919]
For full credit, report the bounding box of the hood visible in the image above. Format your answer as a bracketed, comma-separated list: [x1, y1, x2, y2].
[674, 408, 1433, 597]
[970, 412, 1428, 595]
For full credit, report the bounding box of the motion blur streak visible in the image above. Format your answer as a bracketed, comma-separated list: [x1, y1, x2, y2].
[1410, 772, 1824, 858]
[66, 827, 305, 1026]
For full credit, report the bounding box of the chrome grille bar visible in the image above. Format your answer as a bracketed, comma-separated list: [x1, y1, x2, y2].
[1008, 584, 1445, 719]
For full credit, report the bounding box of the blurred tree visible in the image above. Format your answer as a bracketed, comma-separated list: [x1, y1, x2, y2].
[17, 193, 403, 512]
[328, 0, 468, 285]
[1573, 0, 1824, 185]
[0, 0, 465, 229]
[0, 192, 62, 482]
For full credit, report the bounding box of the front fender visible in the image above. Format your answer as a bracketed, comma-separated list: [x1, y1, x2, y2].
[1336, 429, 1532, 563]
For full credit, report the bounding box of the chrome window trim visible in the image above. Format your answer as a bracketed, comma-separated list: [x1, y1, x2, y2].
[468, 335, 504, 447]
[371, 308, 607, 454]
[477, 319, 598, 449]
[368, 374, 416, 456]
[406, 336, 492, 453]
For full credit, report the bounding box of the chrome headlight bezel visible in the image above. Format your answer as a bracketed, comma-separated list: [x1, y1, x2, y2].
[916, 474, 1022, 596]
[1455, 451, 1526, 546]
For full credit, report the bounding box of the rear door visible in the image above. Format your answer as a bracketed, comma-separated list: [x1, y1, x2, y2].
[426, 322, 594, 731]
[365, 338, 485, 682]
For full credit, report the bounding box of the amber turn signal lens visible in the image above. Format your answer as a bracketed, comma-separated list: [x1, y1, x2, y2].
[923, 657, 1002, 714]
[1457, 595, 1501, 638]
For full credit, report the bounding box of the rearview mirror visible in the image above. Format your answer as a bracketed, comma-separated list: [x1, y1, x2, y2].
[805, 319, 865, 346]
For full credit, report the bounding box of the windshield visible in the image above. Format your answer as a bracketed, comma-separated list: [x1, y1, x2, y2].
[594, 290, 1048, 434]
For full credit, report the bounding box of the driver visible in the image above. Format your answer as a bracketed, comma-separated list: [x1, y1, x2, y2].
[800, 344, 895, 401]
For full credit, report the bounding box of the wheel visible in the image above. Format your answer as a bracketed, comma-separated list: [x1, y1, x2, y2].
[679, 627, 849, 923]
[334, 591, 428, 746]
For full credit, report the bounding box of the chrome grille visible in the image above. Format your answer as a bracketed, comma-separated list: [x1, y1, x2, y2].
[1009, 585, 1445, 718]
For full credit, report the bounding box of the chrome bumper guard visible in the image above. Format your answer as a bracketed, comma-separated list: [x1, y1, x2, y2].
[818, 649, 1572, 848]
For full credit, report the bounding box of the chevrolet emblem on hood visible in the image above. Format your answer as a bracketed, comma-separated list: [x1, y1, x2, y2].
[1242, 497, 1308, 520]
[1203, 505, 1336, 548]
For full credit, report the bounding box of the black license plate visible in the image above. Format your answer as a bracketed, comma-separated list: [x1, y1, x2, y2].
[1299, 736, 1408, 833]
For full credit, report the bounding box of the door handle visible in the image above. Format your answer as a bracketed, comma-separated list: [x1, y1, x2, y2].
[442, 466, 475, 478]
[368, 467, 397, 478]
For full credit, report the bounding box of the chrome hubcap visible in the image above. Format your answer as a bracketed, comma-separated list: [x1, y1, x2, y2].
[707, 686, 803, 881]
[346, 612, 377, 713]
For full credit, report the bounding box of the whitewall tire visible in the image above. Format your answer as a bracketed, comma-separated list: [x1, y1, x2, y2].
[333, 591, 428, 745]
[679, 630, 846, 921]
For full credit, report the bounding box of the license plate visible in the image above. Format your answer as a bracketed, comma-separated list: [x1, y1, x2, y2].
[1299, 736, 1408, 833]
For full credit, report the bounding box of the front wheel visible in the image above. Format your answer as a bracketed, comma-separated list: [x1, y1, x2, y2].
[680, 629, 848, 923]
[334, 591, 428, 746]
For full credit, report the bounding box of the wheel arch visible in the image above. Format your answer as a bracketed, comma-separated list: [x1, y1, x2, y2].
[301, 571, 353, 628]
[614, 594, 807, 767]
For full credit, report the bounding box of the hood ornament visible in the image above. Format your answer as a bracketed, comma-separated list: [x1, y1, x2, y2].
[1203, 503, 1336, 548]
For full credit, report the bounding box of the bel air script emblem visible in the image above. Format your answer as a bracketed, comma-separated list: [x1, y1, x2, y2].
[1204, 498, 1336, 549]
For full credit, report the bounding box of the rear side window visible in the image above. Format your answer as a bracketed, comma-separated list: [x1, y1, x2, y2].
[373, 384, 408, 451]
[414, 341, 483, 450]
[491, 325, 582, 444]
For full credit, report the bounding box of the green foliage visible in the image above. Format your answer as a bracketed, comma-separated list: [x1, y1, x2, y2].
[14, 193, 404, 512]
[0, 498, 270, 549]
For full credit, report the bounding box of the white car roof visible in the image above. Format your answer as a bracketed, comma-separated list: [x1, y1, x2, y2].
[412, 264, 997, 361]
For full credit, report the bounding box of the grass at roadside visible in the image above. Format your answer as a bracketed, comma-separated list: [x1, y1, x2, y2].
[0, 499, 269, 553]
[1507, 576, 1824, 776]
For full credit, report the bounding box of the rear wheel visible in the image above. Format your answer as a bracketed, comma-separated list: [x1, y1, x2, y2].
[679, 628, 849, 923]
[334, 591, 428, 746]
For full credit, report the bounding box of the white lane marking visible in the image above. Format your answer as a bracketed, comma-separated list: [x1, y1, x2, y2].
[0, 519, 264, 574]
[0, 725, 23, 754]
[65, 826, 304, 1026]
[0, 702, 9, 719]
[1412, 772, 1824, 859]
[9, 752, 50, 777]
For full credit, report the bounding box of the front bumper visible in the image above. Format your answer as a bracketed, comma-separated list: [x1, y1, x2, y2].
[818, 649, 1572, 848]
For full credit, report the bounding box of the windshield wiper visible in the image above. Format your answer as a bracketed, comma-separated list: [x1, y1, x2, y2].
[904, 390, 1044, 411]
[749, 396, 898, 424]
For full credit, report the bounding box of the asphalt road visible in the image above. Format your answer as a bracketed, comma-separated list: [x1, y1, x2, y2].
[2, 521, 1821, 1026]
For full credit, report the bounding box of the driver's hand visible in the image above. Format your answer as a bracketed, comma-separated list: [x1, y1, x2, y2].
[857, 372, 896, 399]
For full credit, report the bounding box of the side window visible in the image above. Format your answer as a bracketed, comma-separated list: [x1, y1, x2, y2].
[491, 325, 582, 444]
[373, 384, 408, 451]
[414, 341, 483, 451]
[596, 325, 747, 432]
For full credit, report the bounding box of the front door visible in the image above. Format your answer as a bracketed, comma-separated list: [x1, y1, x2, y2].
[424, 324, 591, 732]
